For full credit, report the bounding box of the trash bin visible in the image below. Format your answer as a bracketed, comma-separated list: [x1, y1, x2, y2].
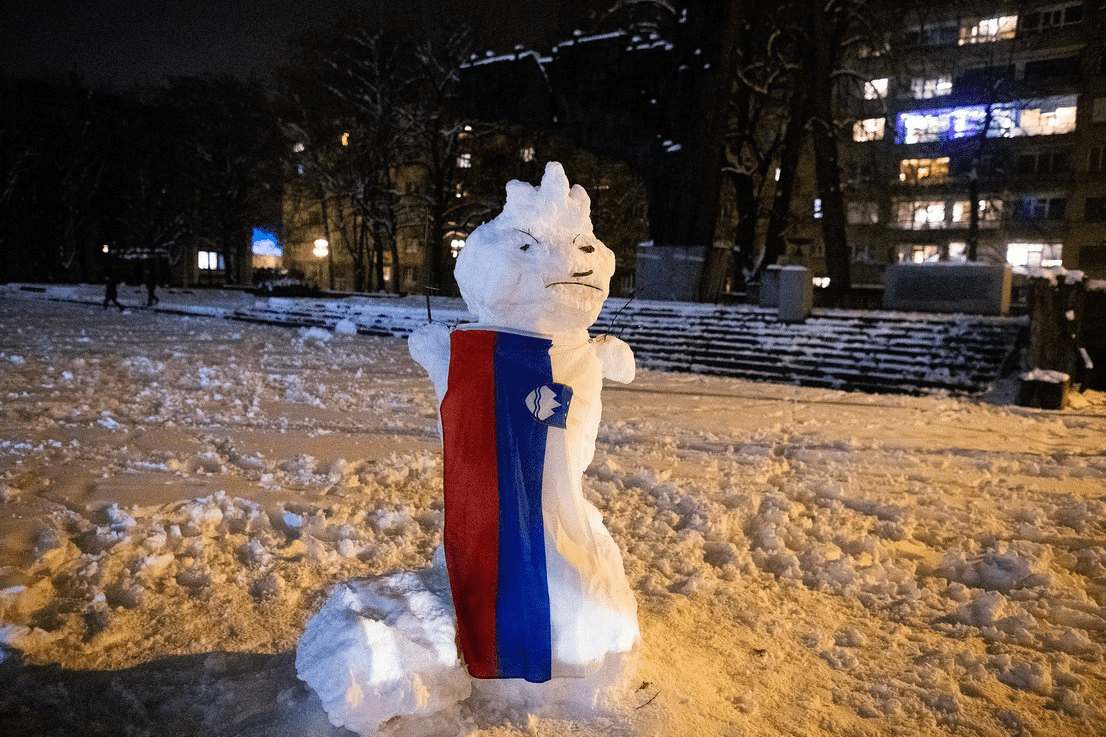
[778, 266, 813, 323]
[759, 264, 782, 308]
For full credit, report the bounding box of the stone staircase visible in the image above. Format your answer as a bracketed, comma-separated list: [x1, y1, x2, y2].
[230, 297, 1027, 396]
[3, 284, 1027, 396]
[595, 301, 1026, 395]
[231, 297, 471, 338]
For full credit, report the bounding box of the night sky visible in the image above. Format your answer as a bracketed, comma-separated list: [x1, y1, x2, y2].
[0, 0, 616, 88]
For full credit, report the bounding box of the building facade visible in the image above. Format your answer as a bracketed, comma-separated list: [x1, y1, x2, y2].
[835, 0, 1106, 281]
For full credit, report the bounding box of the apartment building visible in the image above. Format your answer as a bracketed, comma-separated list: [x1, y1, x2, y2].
[838, 1, 1106, 280]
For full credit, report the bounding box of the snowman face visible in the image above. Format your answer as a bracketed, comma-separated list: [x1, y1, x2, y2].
[454, 163, 615, 336]
[456, 221, 615, 335]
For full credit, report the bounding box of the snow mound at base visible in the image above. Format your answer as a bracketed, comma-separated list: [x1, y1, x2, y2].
[295, 559, 471, 736]
[296, 547, 642, 736]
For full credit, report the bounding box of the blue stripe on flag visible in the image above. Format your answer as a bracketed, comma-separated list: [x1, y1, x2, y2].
[492, 331, 553, 682]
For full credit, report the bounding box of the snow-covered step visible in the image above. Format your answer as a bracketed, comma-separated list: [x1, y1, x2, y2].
[600, 301, 1024, 395]
[227, 295, 1024, 396]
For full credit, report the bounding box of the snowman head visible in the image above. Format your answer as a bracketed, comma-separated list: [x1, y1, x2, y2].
[454, 162, 615, 336]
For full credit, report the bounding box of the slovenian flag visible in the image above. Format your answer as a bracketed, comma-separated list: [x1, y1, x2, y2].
[439, 328, 572, 683]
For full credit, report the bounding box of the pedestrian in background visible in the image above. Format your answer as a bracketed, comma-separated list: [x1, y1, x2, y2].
[145, 261, 159, 307]
[103, 273, 124, 311]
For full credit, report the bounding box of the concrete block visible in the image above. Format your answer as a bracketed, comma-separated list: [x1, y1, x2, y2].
[883, 262, 1012, 316]
[634, 244, 706, 301]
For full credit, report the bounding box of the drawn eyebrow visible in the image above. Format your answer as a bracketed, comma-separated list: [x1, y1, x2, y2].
[514, 228, 540, 244]
[572, 234, 580, 244]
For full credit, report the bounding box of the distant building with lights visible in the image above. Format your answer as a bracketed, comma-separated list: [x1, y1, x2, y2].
[833, 0, 1106, 281]
[279, 1, 1105, 300]
[455, 0, 1106, 298]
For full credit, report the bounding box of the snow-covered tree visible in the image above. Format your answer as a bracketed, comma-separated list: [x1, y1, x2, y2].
[283, 19, 478, 296]
[395, 26, 479, 296]
[703, 0, 894, 297]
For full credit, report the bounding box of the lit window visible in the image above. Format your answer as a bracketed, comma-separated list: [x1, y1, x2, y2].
[951, 200, 1004, 226]
[864, 78, 888, 99]
[1007, 242, 1062, 268]
[198, 250, 224, 271]
[847, 201, 879, 224]
[900, 112, 946, 144]
[813, 198, 823, 219]
[896, 96, 1078, 143]
[910, 77, 952, 99]
[292, 142, 305, 153]
[853, 117, 885, 142]
[911, 245, 940, 263]
[960, 16, 1017, 45]
[450, 238, 465, 258]
[984, 200, 1004, 223]
[521, 146, 535, 162]
[899, 157, 950, 183]
[951, 202, 967, 224]
[457, 153, 472, 168]
[1020, 105, 1078, 135]
[340, 132, 350, 146]
[948, 242, 968, 262]
[895, 200, 946, 229]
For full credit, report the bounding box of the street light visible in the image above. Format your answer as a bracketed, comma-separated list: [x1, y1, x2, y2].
[313, 238, 329, 289]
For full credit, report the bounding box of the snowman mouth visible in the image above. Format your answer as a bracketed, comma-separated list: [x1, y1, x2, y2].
[546, 281, 602, 291]
[546, 270, 600, 290]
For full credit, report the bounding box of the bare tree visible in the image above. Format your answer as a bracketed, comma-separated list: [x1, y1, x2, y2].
[154, 75, 282, 285]
[710, 0, 884, 297]
[398, 27, 477, 296]
[719, 0, 809, 288]
[284, 21, 476, 295]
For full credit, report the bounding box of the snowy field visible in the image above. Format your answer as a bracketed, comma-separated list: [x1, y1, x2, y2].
[1, 295, 1104, 737]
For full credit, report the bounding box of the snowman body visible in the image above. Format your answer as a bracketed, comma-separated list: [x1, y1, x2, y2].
[436, 325, 637, 682]
[411, 161, 639, 683]
[296, 163, 638, 736]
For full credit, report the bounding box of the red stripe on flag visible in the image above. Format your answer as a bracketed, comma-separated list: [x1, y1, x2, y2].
[441, 330, 501, 678]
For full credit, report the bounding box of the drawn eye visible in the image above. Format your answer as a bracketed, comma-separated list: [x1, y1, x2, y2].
[580, 245, 595, 254]
[519, 243, 530, 251]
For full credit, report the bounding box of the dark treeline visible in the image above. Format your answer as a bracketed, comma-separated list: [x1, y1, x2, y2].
[0, 6, 650, 295]
[0, 73, 281, 286]
[2, 0, 911, 298]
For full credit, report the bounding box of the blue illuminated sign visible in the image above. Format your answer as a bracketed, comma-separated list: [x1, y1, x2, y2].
[252, 228, 281, 257]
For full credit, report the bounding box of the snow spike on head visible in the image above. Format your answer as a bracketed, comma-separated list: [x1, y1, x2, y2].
[499, 161, 592, 236]
[540, 161, 570, 202]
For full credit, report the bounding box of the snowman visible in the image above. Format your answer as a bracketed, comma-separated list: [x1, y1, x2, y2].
[296, 162, 639, 735]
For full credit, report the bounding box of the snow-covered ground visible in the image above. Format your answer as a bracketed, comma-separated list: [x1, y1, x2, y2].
[1, 294, 1104, 736]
